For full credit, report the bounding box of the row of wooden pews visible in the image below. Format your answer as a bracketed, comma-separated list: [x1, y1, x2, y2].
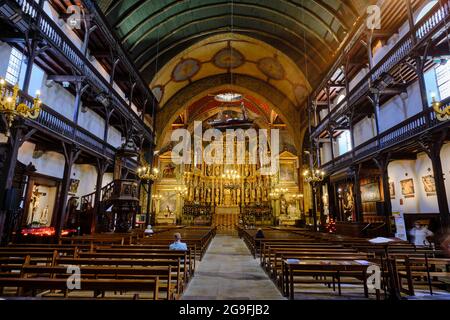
[239, 226, 450, 300]
[0, 226, 216, 300]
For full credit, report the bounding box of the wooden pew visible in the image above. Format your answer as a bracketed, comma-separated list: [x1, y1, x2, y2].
[0, 277, 161, 300]
[283, 259, 379, 300]
[397, 256, 450, 296]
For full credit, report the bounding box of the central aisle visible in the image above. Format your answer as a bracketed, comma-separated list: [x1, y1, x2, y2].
[181, 234, 285, 300]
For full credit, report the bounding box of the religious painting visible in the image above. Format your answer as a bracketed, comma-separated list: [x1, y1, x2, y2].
[69, 179, 80, 195]
[389, 181, 396, 199]
[158, 190, 176, 217]
[161, 162, 176, 179]
[421, 175, 436, 196]
[400, 179, 415, 198]
[338, 185, 355, 222]
[360, 181, 381, 203]
[279, 163, 295, 182]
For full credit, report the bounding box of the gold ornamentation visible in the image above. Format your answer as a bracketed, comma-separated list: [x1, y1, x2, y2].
[0, 78, 41, 136]
[432, 97, 450, 122]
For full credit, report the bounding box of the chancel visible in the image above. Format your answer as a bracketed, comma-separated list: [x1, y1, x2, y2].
[0, 0, 449, 303]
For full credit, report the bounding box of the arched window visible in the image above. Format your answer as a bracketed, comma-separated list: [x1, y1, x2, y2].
[416, 0, 438, 23]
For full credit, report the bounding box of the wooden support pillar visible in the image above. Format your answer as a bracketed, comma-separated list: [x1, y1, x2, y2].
[21, 0, 45, 94]
[129, 82, 136, 108]
[326, 86, 335, 162]
[0, 125, 36, 244]
[72, 83, 88, 134]
[91, 159, 110, 234]
[373, 153, 393, 235]
[110, 58, 120, 87]
[351, 164, 363, 222]
[327, 178, 338, 221]
[419, 131, 449, 231]
[103, 107, 114, 146]
[55, 143, 81, 238]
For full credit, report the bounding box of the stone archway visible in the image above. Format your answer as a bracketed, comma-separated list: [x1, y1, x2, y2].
[155, 74, 306, 154]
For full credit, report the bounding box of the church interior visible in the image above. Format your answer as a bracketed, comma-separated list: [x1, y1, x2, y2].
[0, 0, 450, 302]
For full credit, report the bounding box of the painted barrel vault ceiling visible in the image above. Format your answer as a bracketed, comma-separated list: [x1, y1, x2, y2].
[96, 0, 372, 98]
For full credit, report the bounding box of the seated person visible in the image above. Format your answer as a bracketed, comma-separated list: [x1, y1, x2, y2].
[255, 228, 265, 239]
[144, 225, 154, 236]
[169, 232, 188, 251]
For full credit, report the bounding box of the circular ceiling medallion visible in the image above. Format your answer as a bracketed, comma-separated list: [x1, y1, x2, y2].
[213, 47, 245, 69]
[257, 57, 285, 80]
[172, 58, 201, 82]
[294, 85, 308, 104]
[152, 85, 164, 103]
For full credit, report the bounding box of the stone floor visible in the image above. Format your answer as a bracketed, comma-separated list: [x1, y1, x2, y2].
[181, 234, 285, 300]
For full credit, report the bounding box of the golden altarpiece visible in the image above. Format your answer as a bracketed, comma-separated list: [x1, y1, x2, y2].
[151, 143, 303, 228]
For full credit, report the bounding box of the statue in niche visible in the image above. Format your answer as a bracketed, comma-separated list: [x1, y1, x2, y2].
[342, 187, 354, 221]
[244, 164, 250, 177]
[206, 188, 212, 203]
[224, 189, 232, 206]
[194, 188, 199, 201]
[280, 196, 288, 215]
[256, 187, 261, 202]
[206, 165, 213, 176]
[215, 189, 220, 205]
[214, 166, 221, 177]
[237, 189, 241, 205]
[39, 205, 49, 225]
[29, 185, 43, 225]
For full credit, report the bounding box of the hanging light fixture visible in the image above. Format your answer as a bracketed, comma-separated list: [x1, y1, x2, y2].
[137, 165, 160, 181]
[214, 0, 244, 104]
[0, 78, 41, 136]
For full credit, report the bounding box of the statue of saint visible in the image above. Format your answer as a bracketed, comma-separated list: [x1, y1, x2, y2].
[224, 189, 232, 206]
[215, 189, 220, 205]
[39, 205, 49, 225]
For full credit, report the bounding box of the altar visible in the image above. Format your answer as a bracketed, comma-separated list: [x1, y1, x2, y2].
[214, 206, 240, 229]
[155, 215, 176, 225]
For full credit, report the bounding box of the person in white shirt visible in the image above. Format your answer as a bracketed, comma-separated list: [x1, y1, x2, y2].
[409, 222, 434, 246]
[144, 225, 154, 236]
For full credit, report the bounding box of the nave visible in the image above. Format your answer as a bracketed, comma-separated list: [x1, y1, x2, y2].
[1, 226, 450, 301]
[181, 234, 284, 300]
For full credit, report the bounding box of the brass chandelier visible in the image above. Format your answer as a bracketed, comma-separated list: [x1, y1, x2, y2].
[137, 165, 160, 181]
[0, 78, 41, 136]
[303, 169, 325, 183]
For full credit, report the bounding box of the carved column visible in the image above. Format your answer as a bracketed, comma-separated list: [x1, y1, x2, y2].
[54, 143, 81, 238]
[373, 153, 393, 234]
[91, 159, 110, 233]
[326, 177, 338, 221]
[0, 124, 36, 244]
[419, 132, 449, 230]
[350, 164, 363, 222]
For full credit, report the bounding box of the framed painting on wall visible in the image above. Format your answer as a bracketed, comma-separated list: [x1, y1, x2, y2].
[400, 179, 415, 198]
[68, 179, 80, 195]
[360, 182, 381, 202]
[389, 181, 396, 199]
[158, 190, 177, 216]
[421, 175, 436, 196]
[279, 162, 295, 182]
